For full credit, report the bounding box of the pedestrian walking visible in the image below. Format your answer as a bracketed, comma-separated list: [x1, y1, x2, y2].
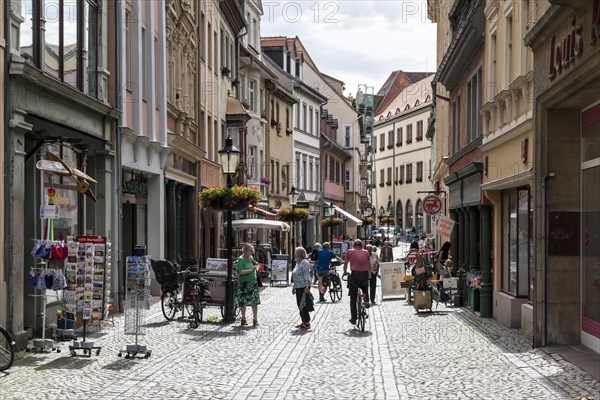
[236, 243, 261, 327]
[292, 247, 313, 330]
[366, 244, 380, 304]
[380, 241, 394, 262]
[343, 239, 371, 325]
[309, 243, 321, 285]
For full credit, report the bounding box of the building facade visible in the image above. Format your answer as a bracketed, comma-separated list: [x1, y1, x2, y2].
[7, 0, 116, 347]
[372, 74, 435, 236]
[480, 0, 549, 336]
[525, 0, 600, 351]
[0, 0, 6, 331]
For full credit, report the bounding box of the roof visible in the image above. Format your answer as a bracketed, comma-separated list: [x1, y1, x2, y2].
[375, 70, 434, 115]
[260, 36, 288, 48]
[374, 74, 434, 123]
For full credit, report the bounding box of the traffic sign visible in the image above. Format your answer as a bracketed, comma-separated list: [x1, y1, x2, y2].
[423, 195, 442, 215]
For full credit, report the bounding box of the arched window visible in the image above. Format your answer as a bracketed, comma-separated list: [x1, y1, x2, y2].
[396, 200, 403, 230]
[406, 200, 413, 230]
[416, 199, 424, 234]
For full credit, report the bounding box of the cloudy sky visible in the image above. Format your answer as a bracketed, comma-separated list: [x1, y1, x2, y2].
[260, 0, 437, 96]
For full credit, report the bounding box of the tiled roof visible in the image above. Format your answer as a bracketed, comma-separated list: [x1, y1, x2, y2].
[261, 36, 288, 48]
[404, 72, 433, 83]
[374, 75, 434, 123]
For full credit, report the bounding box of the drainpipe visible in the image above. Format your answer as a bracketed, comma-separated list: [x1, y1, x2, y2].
[540, 172, 554, 347]
[4, 0, 13, 331]
[115, 0, 124, 311]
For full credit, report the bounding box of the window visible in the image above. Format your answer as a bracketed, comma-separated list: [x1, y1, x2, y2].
[155, 37, 160, 109]
[335, 161, 341, 184]
[315, 162, 319, 191]
[330, 156, 335, 181]
[386, 167, 392, 186]
[467, 68, 483, 143]
[416, 121, 423, 141]
[406, 163, 413, 184]
[270, 160, 275, 193]
[309, 161, 313, 191]
[302, 103, 307, 131]
[270, 98, 275, 120]
[142, 28, 148, 100]
[490, 33, 498, 99]
[406, 124, 413, 144]
[387, 131, 394, 148]
[248, 146, 256, 179]
[248, 80, 256, 111]
[309, 106, 314, 134]
[505, 15, 513, 88]
[125, 12, 131, 90]
[396, 127, 402, 146]
[405, 200, 413, 230]
[20, 0, 100, 97]
[373, 136, 377, 153]
[324, 155, 328, 180]
[296, 157, 301, 188]
[379, 169, 385, 186]
[452, 97, 461, 153]
[380, 133, 385, 151]
[286, 108, 290, 129]
[345, 126, 351, 147]
[416, 161, 423, 182]
[397, 200, 403, 230]
[372, 170, 376, 187]
[395, 166, 399, 184]
[303, 159, 307, 189]
[399, 165, 405, 184]
[501, 188, 531, 297]
[276, 161, 280, 194]
[345, 170, 351, 191]
[315, 110, 319, 132]
[276, 102, 280, 123]
[416, 199, 423, 233]
[296, 104, 300, 128]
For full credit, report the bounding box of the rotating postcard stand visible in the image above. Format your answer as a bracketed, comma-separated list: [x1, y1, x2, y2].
[27, 220, 61, 354]
[119, 256, 152, 359]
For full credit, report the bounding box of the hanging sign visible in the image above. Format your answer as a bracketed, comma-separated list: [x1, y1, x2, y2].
[423, 195, 442, 215]
[435, 216, 456, 238]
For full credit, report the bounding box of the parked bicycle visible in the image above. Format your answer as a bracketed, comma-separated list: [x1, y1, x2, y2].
[323, 260, 343, 302]
[0, 323, 15, 371]
[342, 274, 368, 331]
[150, 260, 208, 328]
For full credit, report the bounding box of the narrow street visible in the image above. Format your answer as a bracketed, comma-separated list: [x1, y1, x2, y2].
[1, 245, 597, 400]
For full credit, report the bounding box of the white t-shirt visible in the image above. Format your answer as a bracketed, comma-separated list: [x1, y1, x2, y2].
[369, 253, 379, 270]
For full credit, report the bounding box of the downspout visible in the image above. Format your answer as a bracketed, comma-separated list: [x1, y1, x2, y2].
[4, 0, 13, 331]
[115, 0, 124, 311]
[197, 5, 202, 267]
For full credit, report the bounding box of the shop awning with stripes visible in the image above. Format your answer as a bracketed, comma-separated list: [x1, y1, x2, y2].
[248, 205, 276, 220]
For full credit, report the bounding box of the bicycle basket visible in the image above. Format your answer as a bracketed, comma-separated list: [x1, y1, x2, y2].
[150, 259, 178, 288]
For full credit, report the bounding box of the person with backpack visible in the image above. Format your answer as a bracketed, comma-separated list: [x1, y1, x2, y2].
[315, 242, 342, 302]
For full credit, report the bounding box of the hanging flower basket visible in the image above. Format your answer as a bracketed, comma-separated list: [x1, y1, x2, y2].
[321, 217, 343, 226]
[260, 176, 272, 185]
[198, 185, 261, 212]
[379, 216, 395, 224]
[361, 217, 375, 226]
[277, 208, 309, 222]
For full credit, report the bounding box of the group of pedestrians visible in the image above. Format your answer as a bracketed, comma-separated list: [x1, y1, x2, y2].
[234, 238, 394, 330]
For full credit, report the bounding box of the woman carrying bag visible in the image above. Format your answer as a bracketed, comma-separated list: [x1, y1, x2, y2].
[292, 247, 313, 330]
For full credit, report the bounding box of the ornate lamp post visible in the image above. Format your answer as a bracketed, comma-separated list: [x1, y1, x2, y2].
[288, 186, 299, 270]
[218, 135, 240, 323]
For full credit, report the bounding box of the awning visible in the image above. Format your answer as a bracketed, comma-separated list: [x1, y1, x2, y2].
[248, 206, 277, 220]
[331, 204, 363, 225]
[231, 219, 290, 231]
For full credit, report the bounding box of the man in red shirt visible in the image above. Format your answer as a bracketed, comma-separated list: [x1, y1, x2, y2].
[343, 239, 372, 325]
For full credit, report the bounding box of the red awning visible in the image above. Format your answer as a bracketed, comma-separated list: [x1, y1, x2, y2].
[248, 206, 276, 220]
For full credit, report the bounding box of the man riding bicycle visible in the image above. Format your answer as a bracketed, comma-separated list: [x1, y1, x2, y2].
[343, 239, 372, 325]
[316, 242, 342, 302]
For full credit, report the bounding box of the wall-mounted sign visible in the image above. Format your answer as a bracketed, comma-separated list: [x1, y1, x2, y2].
[122, 172, 148, 196]
[548, 212, 580, 256]
[423, 195, 442, 215]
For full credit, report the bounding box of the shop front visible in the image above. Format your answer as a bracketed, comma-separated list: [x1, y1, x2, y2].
[525, 0, 600, 350]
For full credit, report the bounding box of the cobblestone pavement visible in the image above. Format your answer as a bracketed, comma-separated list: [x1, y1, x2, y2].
[0, 245, 598, 399]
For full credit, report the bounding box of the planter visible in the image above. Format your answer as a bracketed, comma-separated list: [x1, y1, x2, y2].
[210, 198, 249, 212]
[321, 217, 343, 226]
[277, 208, 309, 222]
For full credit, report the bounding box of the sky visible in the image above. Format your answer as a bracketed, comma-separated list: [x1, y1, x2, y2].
[260, 0, 437, 97]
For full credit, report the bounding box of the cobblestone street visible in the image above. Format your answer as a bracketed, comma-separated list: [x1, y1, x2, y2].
[0, 245, 598, 399]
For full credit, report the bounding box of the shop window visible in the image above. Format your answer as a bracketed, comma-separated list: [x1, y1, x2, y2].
[501, 188, 531, 297]
[396, 200, 403, 230]
[416, 199, 423, 234]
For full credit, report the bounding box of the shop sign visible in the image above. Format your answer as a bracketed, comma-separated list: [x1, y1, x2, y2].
[122, 177, 148, 196]
[380, 262, 406, 299]
[423, 195, 442, 215]
[549, 0, 600, 80]
[435, 215, 456, 238]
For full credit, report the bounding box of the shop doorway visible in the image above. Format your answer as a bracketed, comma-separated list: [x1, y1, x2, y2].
[122, 203, 147, 258]
[581, 102, 600, 351]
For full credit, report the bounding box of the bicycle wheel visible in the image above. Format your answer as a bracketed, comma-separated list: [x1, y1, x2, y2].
[335, 281, 343, 300]
[0, 327, 15, 371]
[161, 291, 177, 321]
[329, 282, 337, 302]
[356, 292, 365, 332]
[190, 294, 203, 328]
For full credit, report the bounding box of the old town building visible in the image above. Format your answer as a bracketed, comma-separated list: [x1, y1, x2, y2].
[0, 0, 6, 331]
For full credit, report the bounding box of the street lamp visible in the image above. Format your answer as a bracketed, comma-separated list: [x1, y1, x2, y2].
[288, 186, 299, 270]
[218, 135, 240, 323]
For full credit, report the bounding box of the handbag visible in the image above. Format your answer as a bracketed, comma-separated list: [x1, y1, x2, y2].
[300, 291, 314, 312]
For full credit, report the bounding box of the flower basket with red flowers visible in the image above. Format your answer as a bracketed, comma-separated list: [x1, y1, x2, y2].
[198, 185, 262, 212]
[321, 217, 343, 226]
[276, 208, 309, 222]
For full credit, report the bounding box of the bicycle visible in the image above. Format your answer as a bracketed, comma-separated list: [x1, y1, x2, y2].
[0, 323, 15, 371]
[342, 274, 368, 331]
[325, 261, 343, 302]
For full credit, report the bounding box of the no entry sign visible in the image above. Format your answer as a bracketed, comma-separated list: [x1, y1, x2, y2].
[423, 195, 442, 215]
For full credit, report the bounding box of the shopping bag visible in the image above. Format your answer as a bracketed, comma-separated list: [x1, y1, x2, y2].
[300, 292, 314, 312]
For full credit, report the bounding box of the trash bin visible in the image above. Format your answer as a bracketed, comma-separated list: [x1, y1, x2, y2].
[469, 287, 480, 311]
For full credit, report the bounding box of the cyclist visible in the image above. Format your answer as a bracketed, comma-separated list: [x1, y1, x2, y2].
[316, 242, 342, 302]
[343, 239, 372, 325]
